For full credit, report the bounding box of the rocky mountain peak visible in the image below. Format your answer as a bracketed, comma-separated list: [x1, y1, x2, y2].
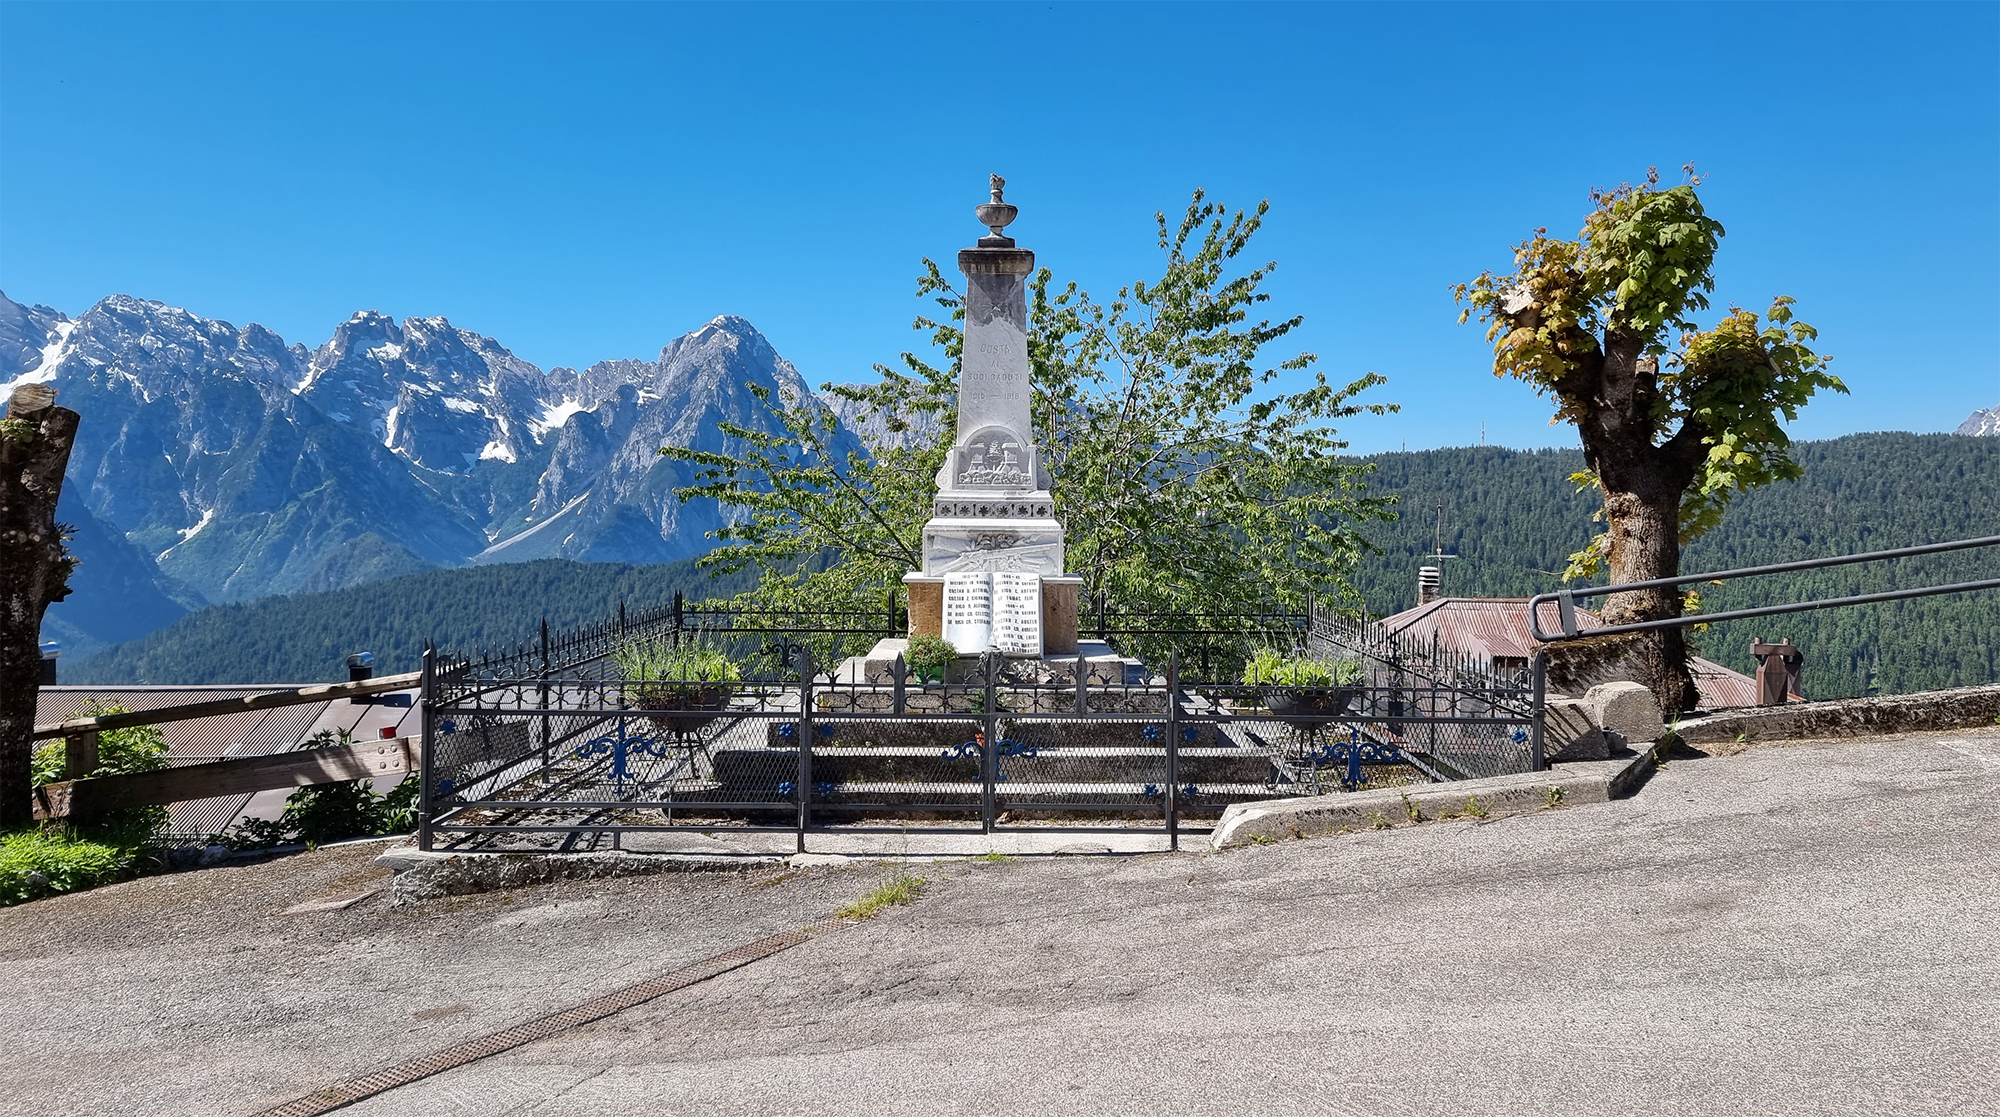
[1958, 405, 2000, 437]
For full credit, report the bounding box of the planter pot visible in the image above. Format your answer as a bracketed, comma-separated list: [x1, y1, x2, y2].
[1265, 687, 1359, 717]
[637, 686, 733, 733]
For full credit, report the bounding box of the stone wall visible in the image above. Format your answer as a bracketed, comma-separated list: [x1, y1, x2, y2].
[1675, 684, 2000, 744]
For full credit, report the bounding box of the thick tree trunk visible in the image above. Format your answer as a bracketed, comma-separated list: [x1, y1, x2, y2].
[1597, 478, 1700, 714]
[1577, 346, 1702, 715]
[0, 395, 80, 829]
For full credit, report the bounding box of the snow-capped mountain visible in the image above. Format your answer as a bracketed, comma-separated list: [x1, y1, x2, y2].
[2, 290, 856, 652]
[1958, 405, 2000, 437]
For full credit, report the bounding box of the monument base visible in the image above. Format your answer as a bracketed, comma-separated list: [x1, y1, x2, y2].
[903, 572, 1081, 656]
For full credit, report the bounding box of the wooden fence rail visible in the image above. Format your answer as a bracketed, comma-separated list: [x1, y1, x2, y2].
[31, 672, 424, 740]
[33, 736, 420, 823]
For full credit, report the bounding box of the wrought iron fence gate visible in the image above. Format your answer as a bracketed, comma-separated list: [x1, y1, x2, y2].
[417, 606, 1544, 854]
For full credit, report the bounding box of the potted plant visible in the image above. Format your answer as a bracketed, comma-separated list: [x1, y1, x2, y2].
[1242, 649, 1366, 716]
[615, 640, 743, 731]
[905, 633, 959, 685]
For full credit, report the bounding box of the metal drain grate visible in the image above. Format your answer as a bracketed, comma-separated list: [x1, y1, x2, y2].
[254, 916, 850, 1117]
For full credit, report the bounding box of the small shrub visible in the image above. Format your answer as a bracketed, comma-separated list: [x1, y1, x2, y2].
[615, 640, 742, 689]
[214, 731, 420, 850]
[837, 871, 926, 920]
[1241, 648, 1364, 688]
[905, 633, 958, 682]
[1, 828, 140, 906]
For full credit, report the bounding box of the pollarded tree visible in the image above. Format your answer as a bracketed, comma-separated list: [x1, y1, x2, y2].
[1456, 168, 1843, 711]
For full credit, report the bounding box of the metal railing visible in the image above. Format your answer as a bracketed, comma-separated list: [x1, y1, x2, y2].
[1528, 534, 2000, 642]
[416, 644, 1543, 854]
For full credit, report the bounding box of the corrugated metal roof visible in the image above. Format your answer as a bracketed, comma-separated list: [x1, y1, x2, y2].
[1372, 598, 1760, 710]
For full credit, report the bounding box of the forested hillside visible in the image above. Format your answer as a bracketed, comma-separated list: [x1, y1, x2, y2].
[1349, 432, 2000, 699]
[64, 559, 756, 684]
[62, 432, 1997, 697]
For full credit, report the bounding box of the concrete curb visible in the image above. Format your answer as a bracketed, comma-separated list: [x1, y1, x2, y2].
[1208, 746, 1658, 852]
[376, 847, 783, 905]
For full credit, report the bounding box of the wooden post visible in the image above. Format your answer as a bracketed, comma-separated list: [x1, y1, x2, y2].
[64, 730, 100, 781]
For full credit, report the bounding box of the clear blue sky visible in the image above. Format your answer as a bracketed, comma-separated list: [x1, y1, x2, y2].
[2, 1, 1994, 454]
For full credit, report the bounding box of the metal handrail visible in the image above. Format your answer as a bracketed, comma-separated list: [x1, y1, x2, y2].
[1528, 534, 2000, 642]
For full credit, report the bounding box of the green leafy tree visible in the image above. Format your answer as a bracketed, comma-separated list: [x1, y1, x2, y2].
[1455, 168, 1843, 710]
[666, 192, 1397, 663]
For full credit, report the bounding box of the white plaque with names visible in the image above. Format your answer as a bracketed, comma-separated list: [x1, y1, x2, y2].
[989, 571, 1043, 656]
[939, 571, 1044, 656]
[941, 572, 994, 653]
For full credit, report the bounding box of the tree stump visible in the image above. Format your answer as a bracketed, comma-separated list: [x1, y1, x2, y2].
[1, 386, 80, 828]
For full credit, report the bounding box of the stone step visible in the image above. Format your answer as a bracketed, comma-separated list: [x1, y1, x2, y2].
[710, 745, 1276, 785]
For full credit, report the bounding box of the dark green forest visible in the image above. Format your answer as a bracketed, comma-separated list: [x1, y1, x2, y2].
[64, 432, 1998, 698]
[1348, 432, 2000, 699]
[65, 558, 756, 684]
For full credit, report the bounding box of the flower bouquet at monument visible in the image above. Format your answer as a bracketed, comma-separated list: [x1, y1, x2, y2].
[614, 640, 743, 731]
[1242, 649, 1366, 717]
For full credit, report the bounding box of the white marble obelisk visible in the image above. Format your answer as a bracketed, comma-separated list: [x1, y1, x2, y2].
[905, 177, 1078, 656]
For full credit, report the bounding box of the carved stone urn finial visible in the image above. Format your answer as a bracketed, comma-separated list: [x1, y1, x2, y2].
[975, 174, 1018, 247]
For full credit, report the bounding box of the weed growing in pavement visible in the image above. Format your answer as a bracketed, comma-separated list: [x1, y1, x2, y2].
[1366, 811, 1392, 831]
[1462, 795, 1489, 819]
[837, 871, 926, 920]
[972, 851, 1018, 862]
[1248, 834, 1276, 846]
[1543, 785, 1567, 808]
[1400, 790, 1423, 823]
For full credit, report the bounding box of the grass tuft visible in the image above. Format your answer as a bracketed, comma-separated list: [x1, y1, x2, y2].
[837, 871, 926, 920]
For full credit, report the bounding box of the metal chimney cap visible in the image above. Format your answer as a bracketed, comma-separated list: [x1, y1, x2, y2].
[345, 651, 376, 668]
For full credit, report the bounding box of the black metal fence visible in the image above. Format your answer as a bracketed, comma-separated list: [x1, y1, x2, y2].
[418, 622, 1543, 852]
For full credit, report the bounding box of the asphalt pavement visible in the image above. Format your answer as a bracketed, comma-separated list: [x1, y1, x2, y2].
[5, 726, 1996, 1117]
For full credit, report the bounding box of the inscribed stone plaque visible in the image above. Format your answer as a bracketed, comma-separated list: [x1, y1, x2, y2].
[941, 572, 995, 652]
[989, 572, 1043, 657]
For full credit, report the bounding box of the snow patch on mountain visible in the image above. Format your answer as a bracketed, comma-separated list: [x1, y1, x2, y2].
[1957, 405, 2000, 437]
[531, 397, 589, 438]
[2, 317, 78, 396]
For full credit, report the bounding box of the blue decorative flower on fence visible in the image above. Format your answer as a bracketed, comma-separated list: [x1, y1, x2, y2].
[1142, 725, 1160, 741]
[1181, 783, 1200, 800]
[815, 781, 835, 798]
[439, 719, 458, 735]
[1183, 726, 1200, 742]
[574, 718, 668, 793]
[436, 778, 455, 797]
[778, 723, 796, 741]
[1143, 784, 1160, 798]
[777, 781, 796, 798]
[1511, 728, 1529, 744]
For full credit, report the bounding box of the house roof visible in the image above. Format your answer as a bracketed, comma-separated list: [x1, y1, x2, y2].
[1372, 597, 1760, 710]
